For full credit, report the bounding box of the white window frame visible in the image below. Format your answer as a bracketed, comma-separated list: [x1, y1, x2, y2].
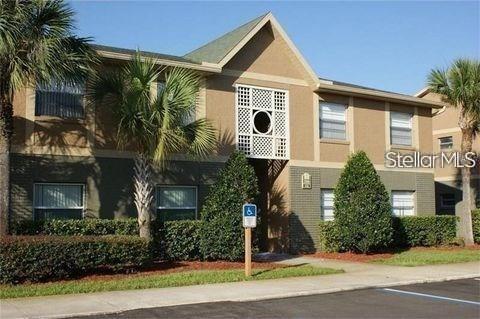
[319, 102, 347, 140]
[234, 84, 290, 160]
[391, 191, 415, 217]
[320, 189, 335, 221]
[390, 111, 413, 146]
[33, 183, 86, 220]
[156, 185, 198, 219]
[439, 136, 453, 150]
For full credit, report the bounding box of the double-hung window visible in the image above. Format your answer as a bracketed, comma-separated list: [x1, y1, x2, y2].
[390, 112, 413, 146]
[156, 186, 197, 221]
[35, 82, 85, 118]
[391, 191, 415, 216]
[320, 103, 346, 140]
[439, 136, 453, 150]
[33, 183, 84, 220]
[321, 189, 335, 221]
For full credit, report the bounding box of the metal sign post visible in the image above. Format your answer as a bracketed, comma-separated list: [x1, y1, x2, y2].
[243, 203, 257, 277]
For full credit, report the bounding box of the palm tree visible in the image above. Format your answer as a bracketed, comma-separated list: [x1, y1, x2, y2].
[0, 0, 97, 236]
[89, 54, 217, 240]
[428, 58, 480, 245]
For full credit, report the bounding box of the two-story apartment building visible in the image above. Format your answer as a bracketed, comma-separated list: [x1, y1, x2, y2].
[10, 13, 443, 252]
[416, 89, 480, 215]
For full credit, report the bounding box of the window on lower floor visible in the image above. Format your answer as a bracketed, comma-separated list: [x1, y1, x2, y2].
[391, 191, 415, 216]
[440, 193, 456, 209]
[321, 189, 335, 221]
[35, 82, 85, 118]
[33, 183, 84, 220]
[156, 186, 197, 222]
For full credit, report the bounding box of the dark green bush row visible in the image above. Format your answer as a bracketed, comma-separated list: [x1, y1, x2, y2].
[319, 215, 458, 252]
[11, 218, 204, 261]
[473, 210, 480, 244]
[11, 218, 139, 236]
[0, 235, 151, 284]
[392, 216, 457, 247]
[160, 220, 202, 261]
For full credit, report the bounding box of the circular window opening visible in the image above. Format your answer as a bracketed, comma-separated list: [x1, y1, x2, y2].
[253, 111, 272, 135]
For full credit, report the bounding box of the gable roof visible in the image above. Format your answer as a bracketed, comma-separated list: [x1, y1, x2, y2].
[184, 12, 321, 85]
[184, 14, 268, 64]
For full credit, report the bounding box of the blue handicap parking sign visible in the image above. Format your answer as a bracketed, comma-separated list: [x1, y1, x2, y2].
[243, 204, 257, 217]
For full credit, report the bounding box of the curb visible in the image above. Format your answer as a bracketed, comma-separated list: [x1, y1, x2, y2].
[230, 273, 480, 302]
[26, 273, 479, 319]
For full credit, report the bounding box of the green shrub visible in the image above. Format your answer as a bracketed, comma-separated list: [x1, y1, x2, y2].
[200, 151, 259, 261]
[11, 218, 139, 236]
[392, 216, 457, 247]
[0, 235, 152, 284]
[161, 220, 202, 261]
[318, 221, 339, 252]
[319, 216, 458, 251]
[333, 151, 393, 253]
[472, 210, 480, 244]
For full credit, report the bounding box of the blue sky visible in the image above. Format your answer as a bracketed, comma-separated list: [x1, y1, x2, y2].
[70, 1, 479, 95]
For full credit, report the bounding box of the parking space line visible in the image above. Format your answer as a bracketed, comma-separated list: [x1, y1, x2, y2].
[381, 288, 480, 306]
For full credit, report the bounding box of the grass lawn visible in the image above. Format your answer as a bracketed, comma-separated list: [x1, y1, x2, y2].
[371, 247, 480, 267]
[0, 265, 342, 299]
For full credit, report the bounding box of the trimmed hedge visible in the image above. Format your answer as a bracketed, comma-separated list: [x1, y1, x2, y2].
[11, 218, 138, 236]
[319, 216, 458, 252]
[392, 216, 457, 247]
[318, 221, 339, 252]
[473, 210, 480, 244]
[0, 236, 151, 284]
[11, 218, 203, 261]
[160, 221, 202, 261]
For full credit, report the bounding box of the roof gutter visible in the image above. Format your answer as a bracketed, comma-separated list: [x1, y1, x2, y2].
[96, 50, 223, 73]
[315, 83, 444, 109]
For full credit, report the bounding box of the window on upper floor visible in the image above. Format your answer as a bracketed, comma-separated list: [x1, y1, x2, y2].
[320, 102, 346, 140]
[439, 136, 453, 150]
[33, 183, 85, 220]
[156, 186, 197, 222]
[320, 189, 335, 221]
[35, 82, 85, 118]
[391, 191, 415, 216]
[390, 112, 412, 146]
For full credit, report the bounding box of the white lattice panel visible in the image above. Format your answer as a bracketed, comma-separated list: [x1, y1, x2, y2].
[252, 88, 273, 110]
[238, 108, 250, 134]
[235, 85, 289, 160]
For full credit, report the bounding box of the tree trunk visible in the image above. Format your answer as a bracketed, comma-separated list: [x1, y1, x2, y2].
[0, 96, 13, 237]
[133, 155, 153, 241]
[459, 127, 474, 245]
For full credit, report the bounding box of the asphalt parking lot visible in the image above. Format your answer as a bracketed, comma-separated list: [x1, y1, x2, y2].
[73, 278, 480, 318]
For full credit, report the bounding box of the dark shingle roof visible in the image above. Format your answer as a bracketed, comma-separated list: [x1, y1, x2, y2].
[319, 77, 413, 98]
[184, 13, 268, 64]
[91, 44, 200, 64]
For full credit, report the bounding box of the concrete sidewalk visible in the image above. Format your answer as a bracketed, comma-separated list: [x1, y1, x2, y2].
[1, 258, 479, 319]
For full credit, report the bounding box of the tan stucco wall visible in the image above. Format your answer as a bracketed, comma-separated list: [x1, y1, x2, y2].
[224, 24, 305, 80]
[353, 97, 388, 164]
[420, 91, 479, 181]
